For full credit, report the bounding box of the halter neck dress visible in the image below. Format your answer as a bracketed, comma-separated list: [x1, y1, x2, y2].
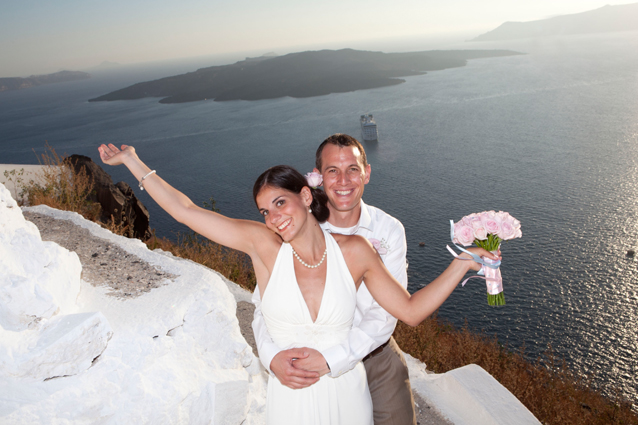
[261, 230, 373, 425]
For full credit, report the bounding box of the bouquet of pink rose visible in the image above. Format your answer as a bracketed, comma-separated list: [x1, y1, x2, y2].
[451, 211, 522, 306]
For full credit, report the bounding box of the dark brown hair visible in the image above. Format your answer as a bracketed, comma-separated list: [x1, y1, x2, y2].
[253, 165, 330, 223]
[315, 133, 368, 171]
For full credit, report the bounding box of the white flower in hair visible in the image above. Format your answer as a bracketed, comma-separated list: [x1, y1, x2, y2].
[305, 172, 323, 188]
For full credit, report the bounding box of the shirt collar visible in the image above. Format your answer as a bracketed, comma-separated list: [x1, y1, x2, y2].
[323, 200, 373, 235]
[357, 200, 373, 232]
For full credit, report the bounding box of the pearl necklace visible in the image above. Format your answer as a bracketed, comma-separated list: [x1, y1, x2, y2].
[292, 246, 327, 269]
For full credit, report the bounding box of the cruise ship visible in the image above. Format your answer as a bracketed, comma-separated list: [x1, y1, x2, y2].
[360, 114, 378, 141]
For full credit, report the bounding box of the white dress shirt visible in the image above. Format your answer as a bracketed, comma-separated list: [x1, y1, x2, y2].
[252, 200, 408, 377]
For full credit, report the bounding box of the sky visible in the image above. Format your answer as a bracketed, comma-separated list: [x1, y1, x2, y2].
[1, 0, 636, 78]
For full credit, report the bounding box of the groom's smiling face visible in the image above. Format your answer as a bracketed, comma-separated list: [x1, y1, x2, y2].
[315, 144, 371, 215]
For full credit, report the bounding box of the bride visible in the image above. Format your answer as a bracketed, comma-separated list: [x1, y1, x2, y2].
[98, 143, 498, 425]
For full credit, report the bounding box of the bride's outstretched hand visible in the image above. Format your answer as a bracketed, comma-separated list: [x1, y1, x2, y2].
[98, 143, 134, 166]
[460, 247, 501, 272]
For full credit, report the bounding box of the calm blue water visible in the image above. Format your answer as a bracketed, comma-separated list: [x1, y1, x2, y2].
[1, 32, 637, 404]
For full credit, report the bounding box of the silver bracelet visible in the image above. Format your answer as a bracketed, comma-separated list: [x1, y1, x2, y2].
[138, 170, 156, 191]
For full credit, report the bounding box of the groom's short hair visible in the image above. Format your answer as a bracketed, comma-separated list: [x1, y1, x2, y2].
[315, 134, 368, 171]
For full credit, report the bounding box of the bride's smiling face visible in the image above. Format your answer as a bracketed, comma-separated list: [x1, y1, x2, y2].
[256, 185, 312, 241]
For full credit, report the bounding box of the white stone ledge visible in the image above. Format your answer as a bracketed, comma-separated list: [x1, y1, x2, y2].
[406, 355, 541, 425]
[14, 312, 113, 381]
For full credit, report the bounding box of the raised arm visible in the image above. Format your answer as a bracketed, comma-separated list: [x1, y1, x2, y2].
[98, 144, 271, 256]
[341, 235, 498, 327]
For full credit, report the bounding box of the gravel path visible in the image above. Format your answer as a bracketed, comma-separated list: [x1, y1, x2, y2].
[24, 210, 450, 425]
[24, 211, 174, 298]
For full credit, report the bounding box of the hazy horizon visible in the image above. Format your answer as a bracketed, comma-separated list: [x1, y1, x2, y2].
[1, 0, 637, 78]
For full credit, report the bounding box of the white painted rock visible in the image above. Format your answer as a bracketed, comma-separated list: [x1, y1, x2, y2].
[0, 187, 267, 424]
[0, 184, 81, 331]
[189, 371, 251, 425]
[8, 312, 112, 380]
[406, 356, 541, 425]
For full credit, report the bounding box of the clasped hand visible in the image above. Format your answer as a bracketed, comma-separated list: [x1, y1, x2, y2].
[270, 347, 329, 389]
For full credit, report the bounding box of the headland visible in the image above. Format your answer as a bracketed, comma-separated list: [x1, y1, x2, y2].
[0, 70, 91, 92]
[89, 48, 522, 104]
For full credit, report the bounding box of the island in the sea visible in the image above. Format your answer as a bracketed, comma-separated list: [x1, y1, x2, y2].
[88, 48, 522, 104]
[0, 70, 91, 92]
[471, 2, 638, 42]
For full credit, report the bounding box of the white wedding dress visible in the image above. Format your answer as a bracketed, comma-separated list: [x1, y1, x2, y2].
[261, 230, 373, 425]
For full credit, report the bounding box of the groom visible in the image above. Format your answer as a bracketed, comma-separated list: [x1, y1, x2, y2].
[252, 134, 416, 424]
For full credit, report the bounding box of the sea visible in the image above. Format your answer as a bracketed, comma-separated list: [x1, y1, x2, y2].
[1, 32, 637, 405]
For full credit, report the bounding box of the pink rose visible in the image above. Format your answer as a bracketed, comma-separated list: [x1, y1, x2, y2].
[454, 224, 475, 246]
[368, 238, 387, 255]
[455, 211, 521, 248]
[495, 211, 510, 223]
[511, 217, 521, 230]
[473, 226, 488, 241]
[481, 211, 496, 219]
[305, 172, 323, 188]
[498, 220, 517, 240]
[482, 216, 501, 235]
[469, 219, 482, 230]
[463, 213, 482, 227]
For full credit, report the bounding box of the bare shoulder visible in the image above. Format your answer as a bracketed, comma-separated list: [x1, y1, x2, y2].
[332, 233, 377, 259]
[229, 218, 281, 260]
[250, 221, 283, 250]
[237, 217, 273, 235]
[247, 222, 283, 278]
[331, 233, 381, 286]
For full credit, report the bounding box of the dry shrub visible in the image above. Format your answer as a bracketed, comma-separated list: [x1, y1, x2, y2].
[23, 144, 256, 290]
[146, 231, 257, 291]
[394, 317, 637, 425]
[2, 168, 27, 204]
[24, 143, 101, 221]
[103, 213, 133, 237]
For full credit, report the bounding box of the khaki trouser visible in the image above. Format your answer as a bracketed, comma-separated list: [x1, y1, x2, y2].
[363, 337, 416, 425]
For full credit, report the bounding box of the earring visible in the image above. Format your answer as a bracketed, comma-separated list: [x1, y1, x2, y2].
[308, 208, 312, 213]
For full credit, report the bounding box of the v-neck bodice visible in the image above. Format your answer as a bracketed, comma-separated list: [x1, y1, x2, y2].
[261, 230, 373, 425]
[261, 230, 357, 351]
